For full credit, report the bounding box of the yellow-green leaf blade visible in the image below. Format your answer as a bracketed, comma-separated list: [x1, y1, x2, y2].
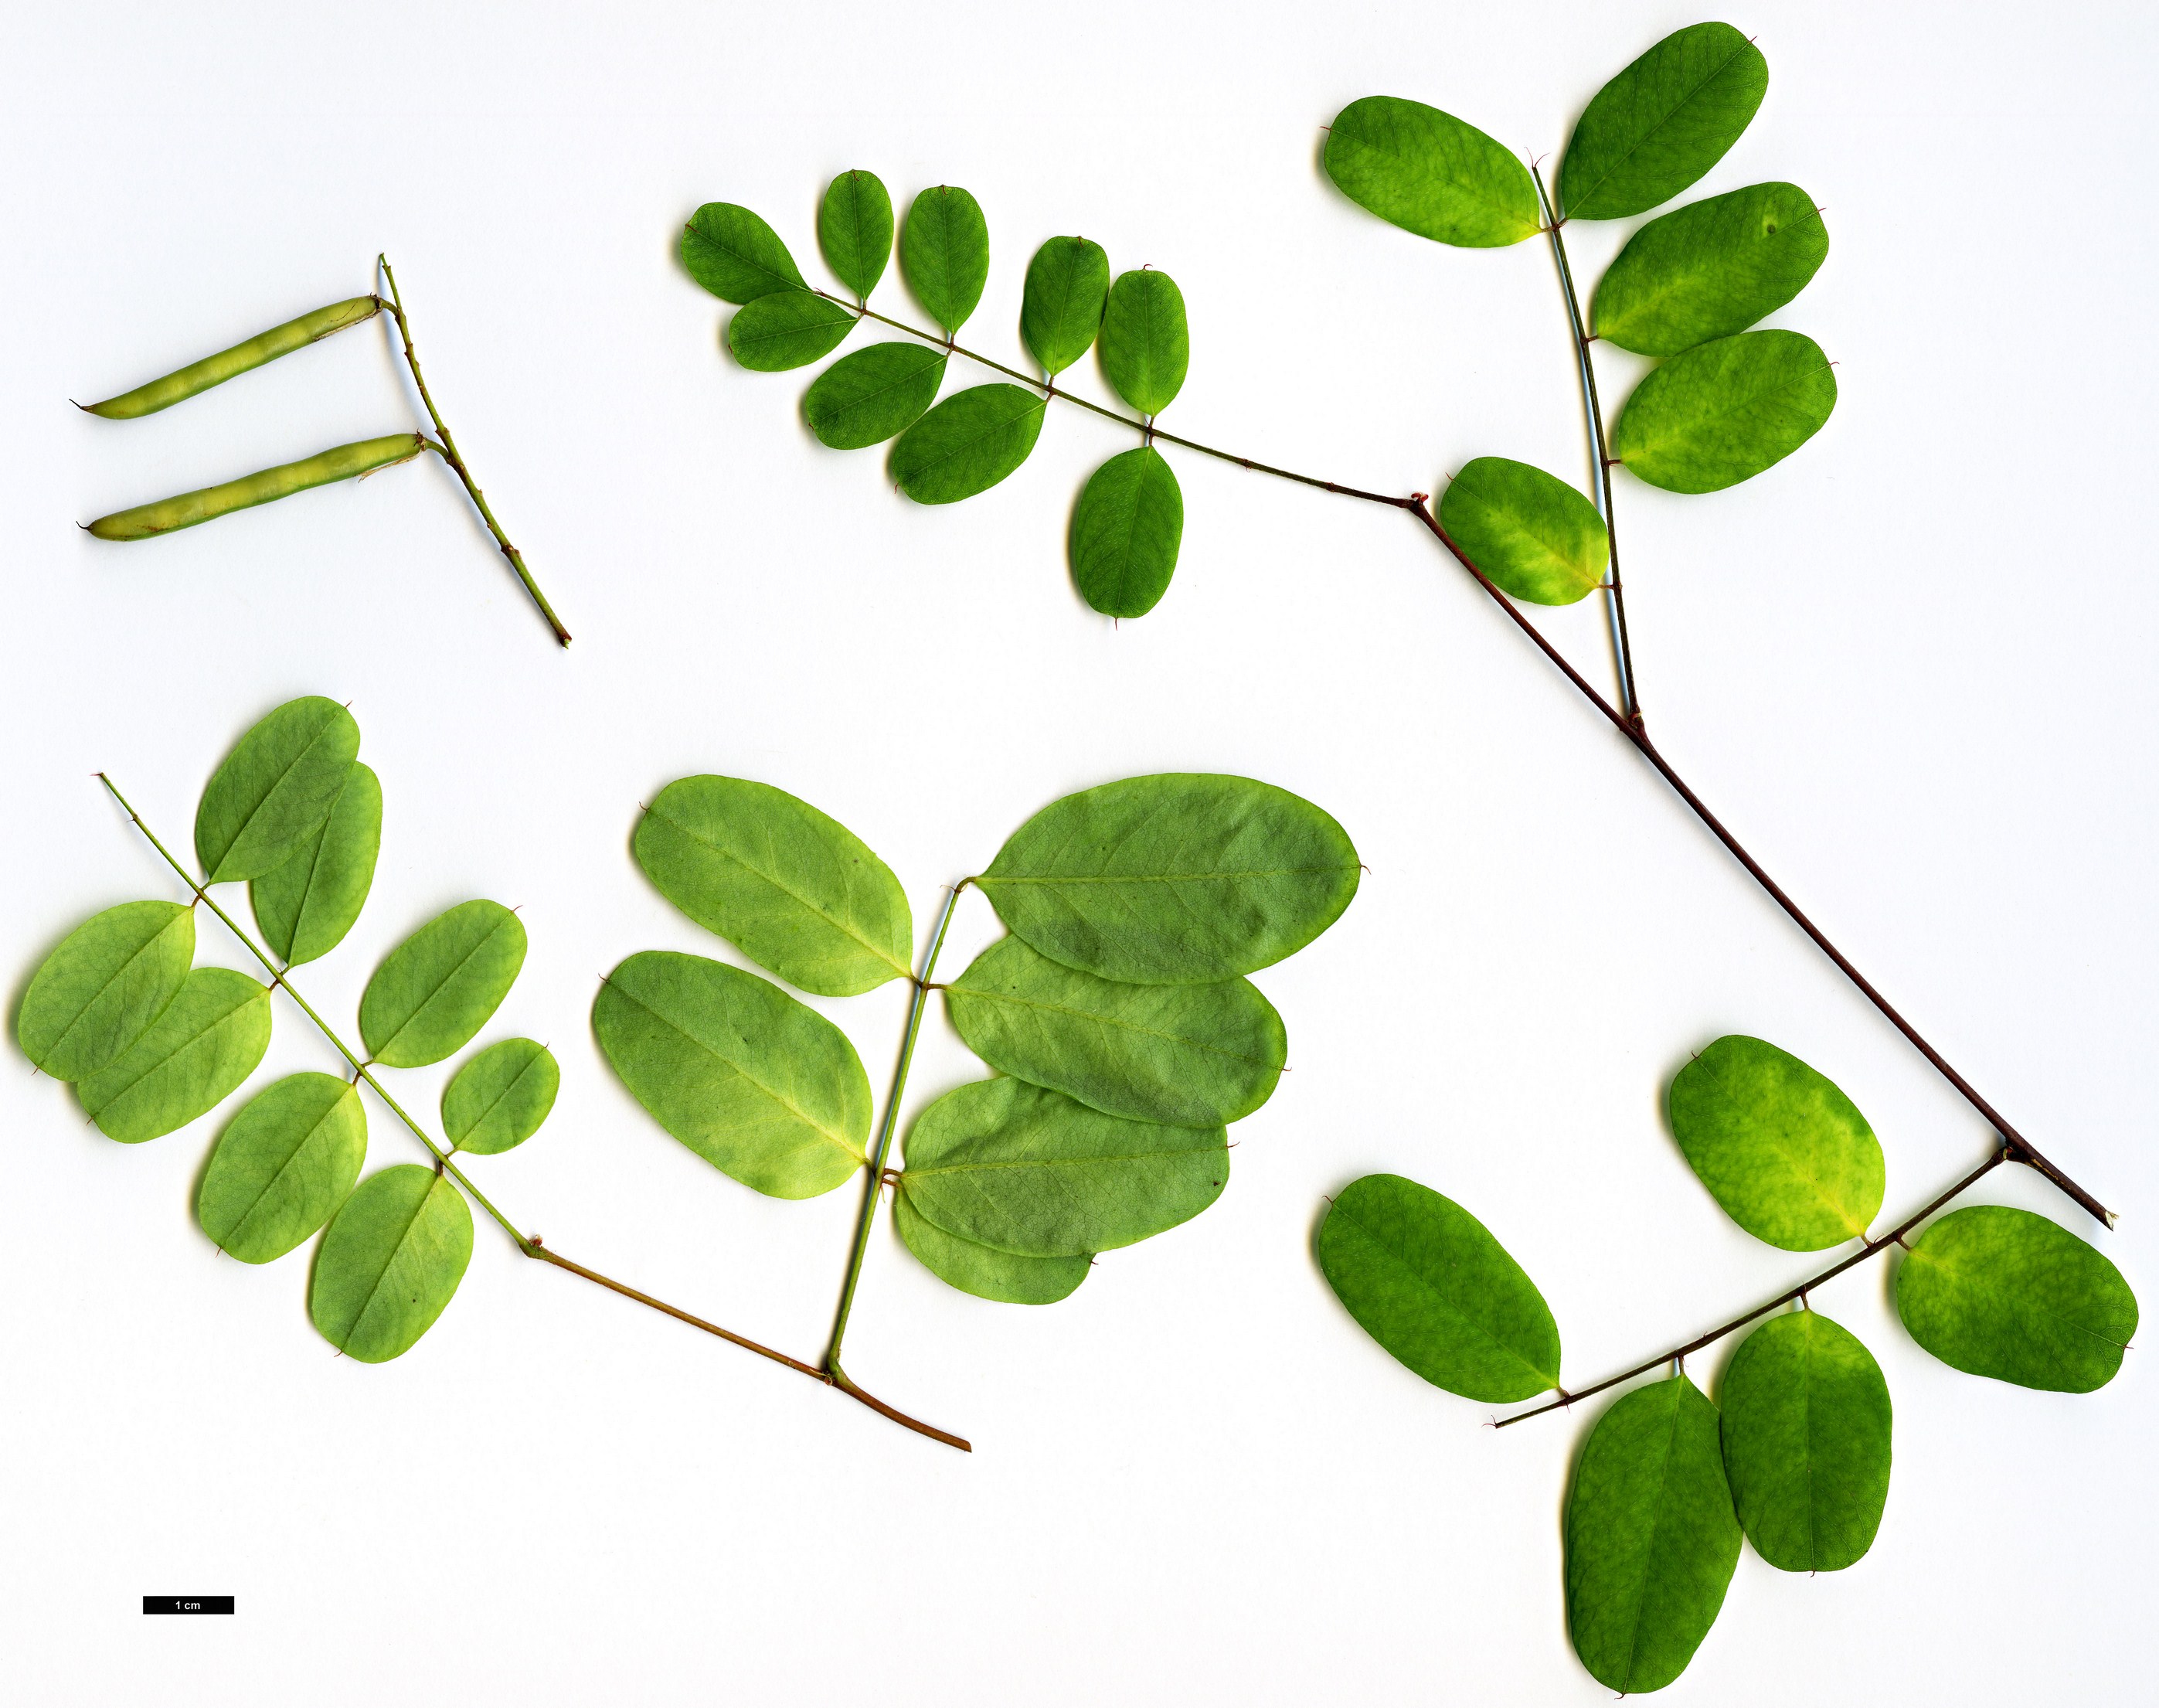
[194, 696, 360, 884]
[16, 900, 195, 1080]
[1323, 96, 1540, 247]
[802, 342, 946, 449]
[1559, 22, 1769, 221]
[1099, 269, 1188, 417]
[308, 1165, 473, 1363]
[1594, 182, 1828, 357]
[1021, 236, 1110, 376]
[196, 1072, 366, 1263]
[900, 185, 989, 335]
[1439, 456, 1609, 606]
[75, 967, 270, 1144]
[727, 290, 858, 373]
[441, 1038, 559, 1156]
[358, 900, 526, 1069]
[1610, 328, 1836, 494]
[894, 1192, 1090, 1305]
[250, 760, 381, 967]
[682, 202, 807, 304]
[1070, 447, 1183, 619]
[818, 169, 893, 300]
[889, 383, 1046, 505]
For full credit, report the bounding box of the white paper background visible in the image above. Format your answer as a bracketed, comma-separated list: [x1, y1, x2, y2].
[2, 2, 2151, 1701]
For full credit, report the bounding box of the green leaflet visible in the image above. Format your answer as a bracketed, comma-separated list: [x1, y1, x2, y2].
[802, 342, 947, 449]
[1896, 1206, 2137, 1393]
[308, 1165, 473, 1363]
[1021, 236, 1110, 376]
[358, 900, 527, 1069]
[946, 935, 1285, 1128]
[1559, 22, 1769, 221]
[890, 383, 1046, 505]
[1100, 270, 1189, 417]
[1071, 447, 1184, 618]
[250, 760, 381, 967]
[1323, 96, 1540, 248]
[1611, 329, 1836, 494]
[1667, 1036, 1884, 1251]
[682, 202, 808, 304]
[593, 950, 869, 1199]
[1565, 1375, 1741, 1695]
[633, 774, 912, 997]
[16, 900, 194, 1080]
[895, 1190, 1090, 1305]
[900, 1078, 1226, 1257]
[900, 185, 990, 335]
[441, 1038, 559, 1155]
[75, 967, 270, 1144]
[978, 773, 1360, 985]
[194, 696, 361, 884]
[818, 170, 893, 300]
[727, 291, 858, 373]
[1316, 1174, 1561, 1403]
[196, 1072, 366, 1263]
[1719, 1309, 1892, 1573]
[1593, 182, 1829, 357]
[1439, 457, 1609, 607]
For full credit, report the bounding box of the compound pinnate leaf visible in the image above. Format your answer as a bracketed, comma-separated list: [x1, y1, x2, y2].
[803, 342, 947, 449]
[250, 760, 381, 968]
[308, 1165, 473, 1363]
[890, 383, 1046, 504]
[442, 1038, 559, 1156]
[195, 696, 360, 884]
[1593, 182, 1828, 357]
[1071, 447, 1184, 618]
[947, 936, 1286, 1128]
[17, 900, 194, 1080]
[1719, 1309, 1892, 1573]
[1610, 329, 1835, 494]
[682, 202, 808, 304]
[727, 291, 858, 373]
[900, 185, 990, 335]
[1667, 1035, 1883, 1251]
[819, 170, 893, 300]
[895, 1190, 1090, 1305]
[1316, 1174, 1560, 1403]
[1100, 270, 1189, 417]
[900, 1078, 1226, 1257]
[978, 773, 1360, 985]
[1559, 22, 1769, 221]
[593, 950, 869, 1199]
[1439, 457, 1609, 607]
[1323, 96, 1540, 248]
[634, 774, 912, 997]
[1896, 1206, 2137, 1393]
[1565, 1375, 1741, 1695]
[1022, 236, 1110, 376]
[196, 1072, 366, 1263]
[359, 900, 526, 1069]
[75, 967, 270, 1144]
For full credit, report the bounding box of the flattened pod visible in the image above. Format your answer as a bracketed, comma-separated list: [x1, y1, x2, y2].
[89, 434, 430, 541]
[82, 295, 382, 418]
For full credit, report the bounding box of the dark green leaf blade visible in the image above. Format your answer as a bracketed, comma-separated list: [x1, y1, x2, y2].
[818, 170, 894, 299]
[978, 773, 1360, 984]
[727, 291, 858, 373]
[308, 1165, 473, 1363]
[1100, 270, 1189, 416]
[16, 900, 195, 1080]
[1667, 1035, 1883, 1251]
[1610, 329, 1836, 493]
[1719, 1309, 1892, 1572]
[1559, 22, 1769, 221]
[1316, 1174, 1561, 1403]
[358, 900, 527, 1069]
[895, 1191, 1090, 1305]
[250, 760, 381, 967]
[803, 342, 947, 449]
[196, 1071, 366, 1263]
[1070, 447, 1184, 618]
[946, 935, 1285, 1127]
[1566, 1375, 1742, 1694]
[1439, 457, 1609, 606]
[442, 1038, 559, 1155]
[593, 951, 869, 1199]
[1323, 96, 1541, 247]
[1022, 236, 1110, 376]
[900, 185, 990, 335]
[900, 1078, 1226, 1257]
[1896, 1206, 2137, 1393]
[633, 774, 912, 996]
[681, 202, 808, 304]
[889, 383, 1046, 505]
[195, 696, 360, 884]
[1594, 182, 1828, 357]
[75, 967, 270, 1144]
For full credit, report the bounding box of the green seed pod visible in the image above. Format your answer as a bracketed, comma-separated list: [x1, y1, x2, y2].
[81, 295, 382, 419]
[87, 434, 430, 541]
